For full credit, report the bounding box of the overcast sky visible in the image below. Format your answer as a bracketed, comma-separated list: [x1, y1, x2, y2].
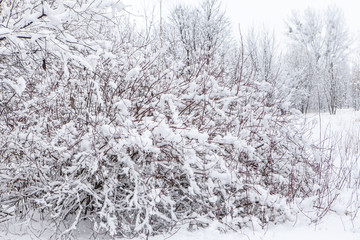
[123, 0, 360, 33]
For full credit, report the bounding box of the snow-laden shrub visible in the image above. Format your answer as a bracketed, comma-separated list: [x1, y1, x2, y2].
[0, 0, 316, 238]
[1, 48, 315, 238]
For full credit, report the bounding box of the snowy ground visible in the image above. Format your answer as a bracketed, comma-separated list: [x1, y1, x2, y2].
[1, 109, 360, 240]
[151, 213, 360, 240]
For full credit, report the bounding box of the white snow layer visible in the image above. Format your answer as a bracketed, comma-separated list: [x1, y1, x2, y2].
[1, 109, 360, 239]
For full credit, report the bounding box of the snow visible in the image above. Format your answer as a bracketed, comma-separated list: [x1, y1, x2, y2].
[2, 213, 357, 240]
[3, 77, 26, 95]
[306, 109, 360, 142]
[125, 67, 141, 82]
[1, 109, 360, 239]
[148, 214, 359, 240]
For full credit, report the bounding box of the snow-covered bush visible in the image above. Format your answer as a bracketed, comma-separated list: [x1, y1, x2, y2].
[0, 0, 317, 238]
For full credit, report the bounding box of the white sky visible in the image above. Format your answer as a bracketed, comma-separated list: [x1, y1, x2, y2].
[122, 0, 360, 42]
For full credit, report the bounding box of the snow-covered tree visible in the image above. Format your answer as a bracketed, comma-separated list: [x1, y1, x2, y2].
[285, 6, 350, 114]
[350, 57, 360, 110]
[166, 0, 230, 69]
